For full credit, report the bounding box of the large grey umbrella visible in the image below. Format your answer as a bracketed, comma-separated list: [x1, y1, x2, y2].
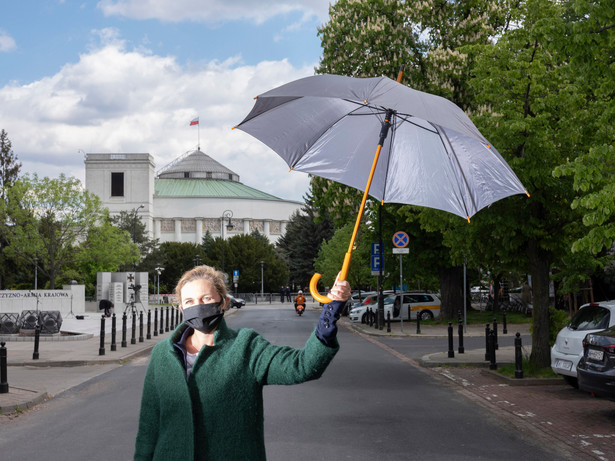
[235, 73, 528, 302]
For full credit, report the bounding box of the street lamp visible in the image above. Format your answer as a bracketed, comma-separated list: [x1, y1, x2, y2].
[34, 256, 38, 290]
[260, 261, 264, 298]
[193, 254, 202, 267]
[155, 265, 164, 303]
[221, 210, 234, 276]
[133, 204, 145, 271]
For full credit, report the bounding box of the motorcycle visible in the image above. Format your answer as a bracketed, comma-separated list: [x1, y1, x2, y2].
[295, 304, 305, 316]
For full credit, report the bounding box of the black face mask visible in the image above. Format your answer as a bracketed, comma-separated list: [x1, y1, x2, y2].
[183, 301, 224, 334]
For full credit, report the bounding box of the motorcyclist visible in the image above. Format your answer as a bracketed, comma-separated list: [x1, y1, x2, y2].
[294, 290, 306, 314]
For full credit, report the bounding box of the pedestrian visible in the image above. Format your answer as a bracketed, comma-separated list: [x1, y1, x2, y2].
[134, 265, 350, 461]
[285, 285, 291, 302]
[280, 286, 284, 303]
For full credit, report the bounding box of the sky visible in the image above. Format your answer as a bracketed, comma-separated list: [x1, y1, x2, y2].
[0, 0, 335, 202]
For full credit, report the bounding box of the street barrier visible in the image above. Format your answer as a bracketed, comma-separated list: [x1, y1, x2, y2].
[0, 342, 8, 393]
[99, 315, 105, 356]
[111, 314, 117, 351]
[488, 329, 497, 370]
[131, 312, 136, 345]
[458, 319, 465, 354]
[416, 309, 421, 334]
[515, 333, 523, 378]
[139, 312, 144, 343]
[386, 311, 391, 333]
[121, 313, 127, 348]
[146, 310, 151, 340]
[154, 308, 158, 337]
[493, 318, 499, 350]
[502, 308, 508, 334]
[165, 306, 170, 332]
[447, 322, 454, 358]
[32, 325, 40, 360]
[484, 323, 490, 361]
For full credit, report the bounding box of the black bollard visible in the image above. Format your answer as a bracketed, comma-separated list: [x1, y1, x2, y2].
[1, 342, 8, 394]
[33, 324, 40, 360]
[458, 319, 465, 354]
[153, 308, 158, 337]
[447, 322, 455, 358]
[99, 315, 106, 356]
[502, 308, 508, 334]
[493, 318, 499, 350]
[165, 306, 170, 332]
[416, 310, 421, 334]
[139, 311, 144, 343]
[368, 308, 373, 327]
[159, 307, 164, 335]
[485, 323, 490, 361]
[131, 311, 137, 345]
[387, 311, 391, 333]
[121, 313, 127, 348]
[146, 310, 152, 340]
[515, 332, 524, 378]
[489, 329, 497, 370]
[111, 313, 117, 351]
[171, 307, 175, 330]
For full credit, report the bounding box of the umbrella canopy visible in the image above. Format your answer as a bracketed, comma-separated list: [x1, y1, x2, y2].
[235, 73, 527, 221]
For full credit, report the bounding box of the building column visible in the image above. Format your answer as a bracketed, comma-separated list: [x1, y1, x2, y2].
[174, 219, 181, 241]
[243, 219, 250, 235]
[196, 219, 203, 244]
[264, 220, 271, 238]
[154, 219, 161, 240]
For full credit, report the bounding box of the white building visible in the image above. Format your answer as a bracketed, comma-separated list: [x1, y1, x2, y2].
[84, 149, 303, 244]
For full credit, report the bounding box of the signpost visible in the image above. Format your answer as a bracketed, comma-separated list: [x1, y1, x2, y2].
[392, 231, 409, 332]
[371, 242, 383, 276]
[233, 270, 239, 295]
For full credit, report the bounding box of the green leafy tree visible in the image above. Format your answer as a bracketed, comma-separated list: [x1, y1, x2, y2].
[0, 129, 22, 289]
[3, 174, 137, 289]
[277, 194, 334, 289]
[111, 210, 159, 272]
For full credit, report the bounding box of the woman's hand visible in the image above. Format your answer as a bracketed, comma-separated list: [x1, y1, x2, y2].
[328, 273, 351, 302]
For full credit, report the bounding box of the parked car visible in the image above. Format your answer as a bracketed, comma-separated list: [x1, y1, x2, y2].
[348, 292, 440, 323]
[577, 325, 615, 401]
[551, 300, 615, 387]
[227, 295, 246, 309]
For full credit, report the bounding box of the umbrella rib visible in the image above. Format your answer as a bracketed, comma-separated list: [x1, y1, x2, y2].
[395, 113, 440, 135]
[436, 124, 478, 220]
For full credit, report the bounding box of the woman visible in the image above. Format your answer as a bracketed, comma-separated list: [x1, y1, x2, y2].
[134, 265, 350, 461]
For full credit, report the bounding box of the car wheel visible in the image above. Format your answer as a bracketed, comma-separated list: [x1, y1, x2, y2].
[419, 310, 434, 321]
[563, 375, 579, 389]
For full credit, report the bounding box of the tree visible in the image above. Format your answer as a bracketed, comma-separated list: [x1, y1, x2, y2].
[276, 194, 334, 289]
[111, 210, 159, 272]
[3, 174, 138, 289]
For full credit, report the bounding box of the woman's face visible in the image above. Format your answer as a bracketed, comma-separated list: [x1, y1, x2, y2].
[181, 278, 222, 309]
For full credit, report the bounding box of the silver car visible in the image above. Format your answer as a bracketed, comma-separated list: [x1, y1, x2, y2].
[551, 300, 615, 387]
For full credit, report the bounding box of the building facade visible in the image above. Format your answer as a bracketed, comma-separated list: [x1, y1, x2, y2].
[84, 150, 302, 244]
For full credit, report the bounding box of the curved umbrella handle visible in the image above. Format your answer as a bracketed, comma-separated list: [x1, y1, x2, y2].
[309, 273, 331, 304]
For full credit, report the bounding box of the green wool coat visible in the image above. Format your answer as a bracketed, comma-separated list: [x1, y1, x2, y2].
[134, 319, 339, 461]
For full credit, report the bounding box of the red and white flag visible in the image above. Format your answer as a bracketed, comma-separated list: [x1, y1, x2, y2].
[190, 117, 199, 126]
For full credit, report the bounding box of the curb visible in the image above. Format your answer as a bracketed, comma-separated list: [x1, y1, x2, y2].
[0, 388, 49, 415]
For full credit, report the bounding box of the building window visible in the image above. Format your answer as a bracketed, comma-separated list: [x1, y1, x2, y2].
[111, 172, 124, 197]
[184, 172, 190, 178]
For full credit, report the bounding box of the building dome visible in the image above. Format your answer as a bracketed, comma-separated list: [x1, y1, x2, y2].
[157, 149, 240, 182]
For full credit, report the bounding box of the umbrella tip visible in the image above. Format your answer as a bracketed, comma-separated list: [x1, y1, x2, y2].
[231, 126, 237, 130]
[525, 190, 530, 197]
[467, 216, 471, 223]
[289, 167, 294, 172]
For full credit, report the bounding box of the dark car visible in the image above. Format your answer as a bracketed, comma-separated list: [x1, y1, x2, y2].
[228, 295, 246, 309]
[577, 325, 615, 401]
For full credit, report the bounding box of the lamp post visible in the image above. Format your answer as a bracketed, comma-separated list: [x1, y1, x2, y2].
[133, 205, 145, 272]
[260, 261, 264, 298]
[155, 265, 164, 303]
[193, 255, 202, 267]
[221, 210, 234, 276]
[34, 257, 38, 290]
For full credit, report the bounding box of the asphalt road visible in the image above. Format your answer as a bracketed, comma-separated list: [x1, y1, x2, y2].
[0, 305, 556, 460]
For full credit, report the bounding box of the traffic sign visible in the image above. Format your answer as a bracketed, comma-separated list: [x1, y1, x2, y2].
[392, 231, 409, 248]
[371, 242, 384, 275]
[393, 248, 409, 254]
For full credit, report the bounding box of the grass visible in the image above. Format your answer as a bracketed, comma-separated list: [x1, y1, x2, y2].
[496, 357, 559, 379]
[428, 309, 530, 326]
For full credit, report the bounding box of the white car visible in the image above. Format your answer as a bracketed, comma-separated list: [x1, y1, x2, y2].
[551, 300, 615, 387]
[348, 292, 441, 323]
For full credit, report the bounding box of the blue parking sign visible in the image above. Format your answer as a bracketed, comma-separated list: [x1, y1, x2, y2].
[371, 242, 384, 274]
